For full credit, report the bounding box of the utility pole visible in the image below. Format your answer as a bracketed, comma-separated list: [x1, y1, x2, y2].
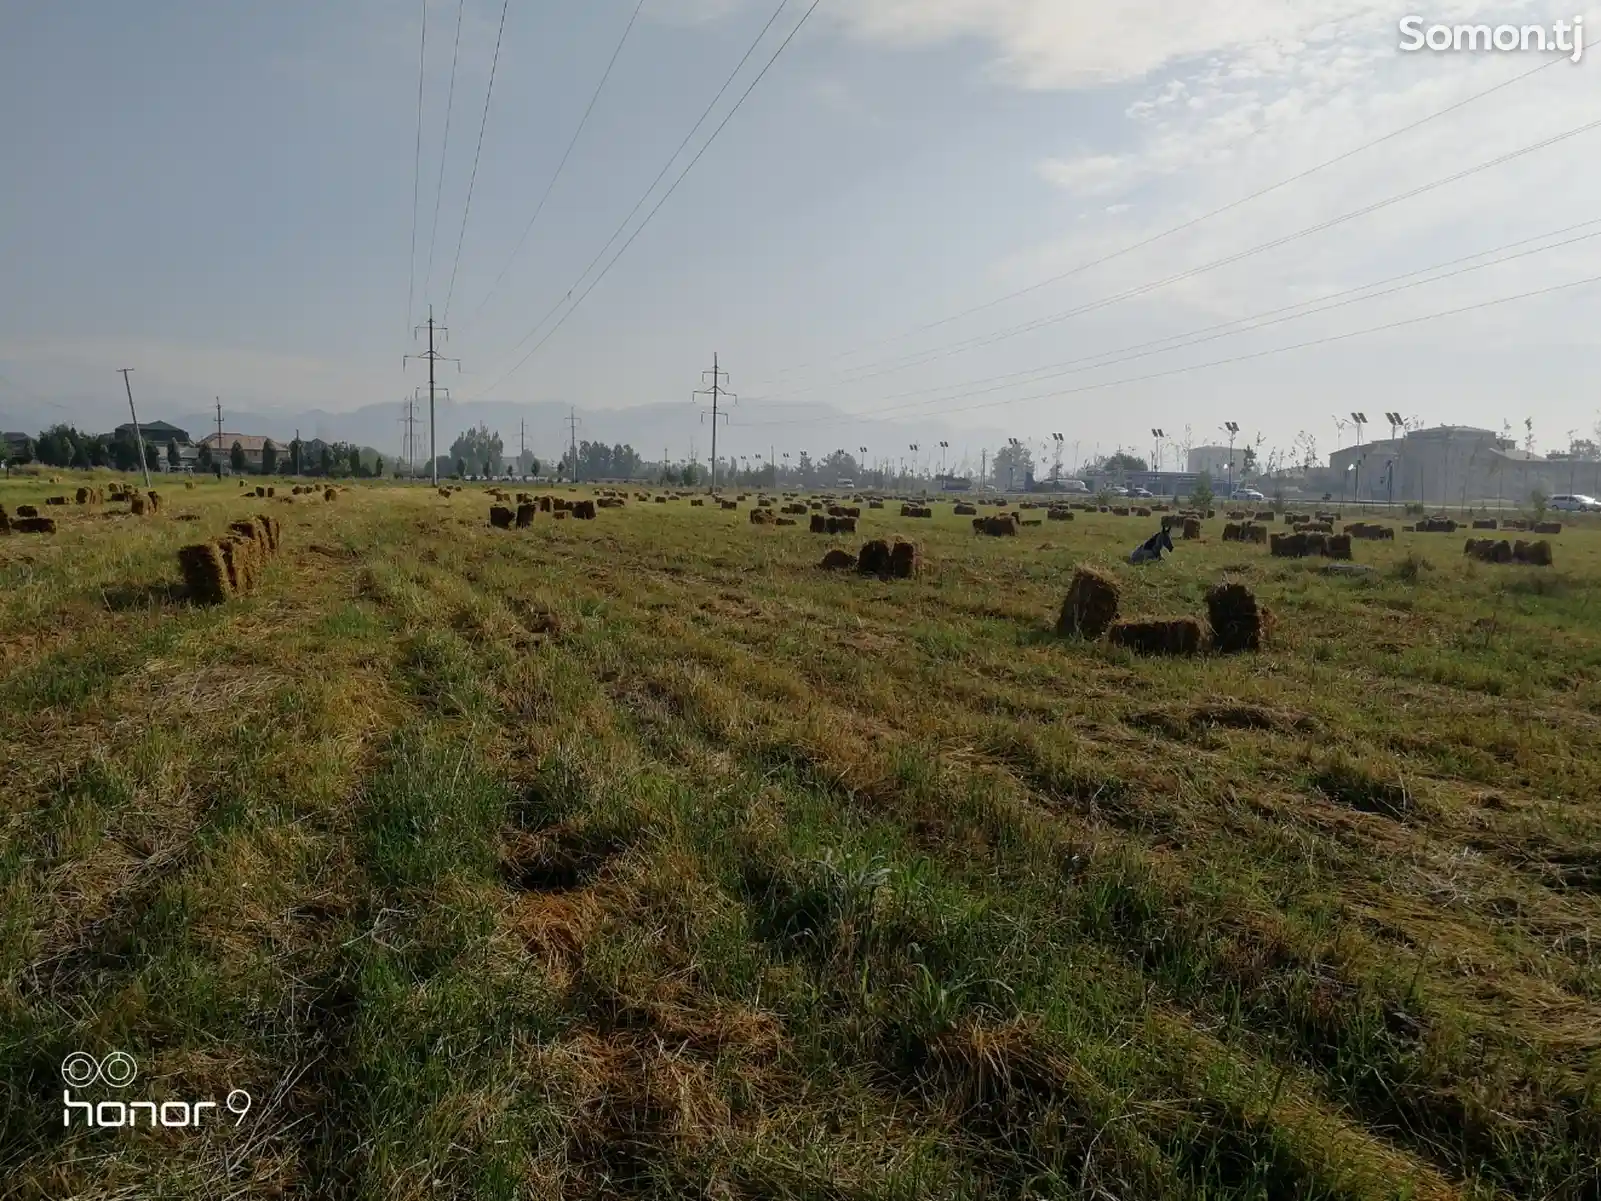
[519, 418, 527, 477]
[694, 352, 735, 493]
[566, 409, 580, 483]
[117, 369, 152, 489]
[215, 398, 224, 477]
[405, 306, 458, 486]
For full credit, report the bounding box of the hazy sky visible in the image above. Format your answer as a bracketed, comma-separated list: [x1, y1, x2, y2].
[2, 0, 1597, 463]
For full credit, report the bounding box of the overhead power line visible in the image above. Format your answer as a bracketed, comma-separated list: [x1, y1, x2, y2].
[405, 0, 429, 332]
[762, 114, 1601, 393]
[754, 35, 1598, 385]
[753, 218, 1601, 425]
[442, 0, 511, 322]
[740, 272, 1601, 428]
[472, 0, 795, 380]
[471, 0, 823, 399]
[469, 0, 650, 324]
[424, 0, 466, 301]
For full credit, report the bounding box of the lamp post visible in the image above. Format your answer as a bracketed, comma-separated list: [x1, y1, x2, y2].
[939, 440, 949, 482]
[1222, 422, 1240, 497]
[1150, 428, 1165, 476]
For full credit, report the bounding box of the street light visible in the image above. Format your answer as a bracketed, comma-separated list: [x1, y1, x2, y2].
[1385, 411, 1404, 444]
[1222, 422, 1240, 497]
[1351, 412, 1368, 449]
[939, 440, 949, 481]
[1150, 428, 1165, 475]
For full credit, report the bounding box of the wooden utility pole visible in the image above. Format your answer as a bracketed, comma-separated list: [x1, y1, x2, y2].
[117, 369, 152, 489]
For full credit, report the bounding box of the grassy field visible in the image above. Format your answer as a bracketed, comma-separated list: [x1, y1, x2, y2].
[3, 474, 1600, 1200]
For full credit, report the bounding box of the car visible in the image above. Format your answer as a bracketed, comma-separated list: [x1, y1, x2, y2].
[1059, 478, 1089, 493]
[1231, 488, 1266, 501]
[1128, 486, 1153, 498]
[1549, 494, 1601, 512]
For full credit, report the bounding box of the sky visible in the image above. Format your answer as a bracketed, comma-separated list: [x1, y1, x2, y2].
[2, 0, 1598, 468]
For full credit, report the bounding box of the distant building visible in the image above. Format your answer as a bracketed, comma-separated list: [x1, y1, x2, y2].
[1328, 425, 1600, 505]
[116, 419, 191, 445]
[1187, 445, 1247, 477]
[198, 432, 279, 470]
[3, 431, 30, 458]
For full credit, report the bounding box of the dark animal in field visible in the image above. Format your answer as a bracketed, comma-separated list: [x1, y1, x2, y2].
[1128, 526, 1174, 565]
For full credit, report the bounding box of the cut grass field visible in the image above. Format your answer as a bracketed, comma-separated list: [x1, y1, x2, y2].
[3, 475, 1601, 1200]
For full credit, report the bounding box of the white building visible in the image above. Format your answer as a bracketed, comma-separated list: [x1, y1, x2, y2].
[1187, 445, 1247, 477]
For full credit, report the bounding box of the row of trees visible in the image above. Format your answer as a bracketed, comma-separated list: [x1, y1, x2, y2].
[11, 425, 384, 477]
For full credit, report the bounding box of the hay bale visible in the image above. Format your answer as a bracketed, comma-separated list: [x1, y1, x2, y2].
[1325, 534, 1353, 560]
[825, 516, 858, 534]
[1182, 517, 1202, 540]
[1227, 510, 1246, 520]
[889, 539, 918, 579]
[1205, 582, 1262, 653]
[130, 495, 148, 516]
[807, 514, 827, 534]
[857, 539, 893, 577]
[721, 500, 738, 511]
[17, 504, 38, 518]
[819, 548, 857, 570]
[14, 517, 56, 534]
[1048, 508, 1074, 522]
[572, 500, 597, 520]
[954, 503, 978, 516]
[775, 517, 797, 526]
[1514, 539, 1553, 566]
[46, 496, 67, 506]
[1111, 506, 1130, 517]
[324, 488, 336, 501]
[75, 487, 90, 504]
[255, 486, 266, 497]
[750, 507, 775, 525]
[1293, 521, 1334, 534]
[1533, 521, 1562, 535]
[553, 510, 569, 520]
[516, 503, 537, 528]
[146, 491, 161, 512]
[1472, 518, 1498, 530]
[1223, 523, 1242, 543]
[1134, 506, 1152, 518]
[980, 515, 1018, 537]
[655, 496, 668, 504]
[869, 500, 885, 509]
[178, 541, 233, 604]
[1057, 567, 1119, 638]
[1255, 511, 1275, 523]
[1108, 618, 1203, 656]
[1244, 524, 1268, 545]
[490, 505, 514, 528]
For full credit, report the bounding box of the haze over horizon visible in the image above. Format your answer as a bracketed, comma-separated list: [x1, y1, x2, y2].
[4, 0, 1599, 463]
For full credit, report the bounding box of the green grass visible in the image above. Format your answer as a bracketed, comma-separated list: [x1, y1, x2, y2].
[3, 473, 1600, 1199]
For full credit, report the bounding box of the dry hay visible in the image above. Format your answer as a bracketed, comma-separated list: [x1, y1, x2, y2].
[489, 506, 515, 528]
[1502, 518, 1528, 531]
[1513, 539, 1554, 566]
[1227, 509, 1246, 520]
[720, 500, 738, 511]
[775, 517, 797, 526]
[596, 498, 625, 508]
[1020, 518, 1042, 526]
[13, 517, 56, 535]
[516, 503, 538, 528]
[1243, 524, 1268, 544]
[749, 507, 776, 525]
[177, 541, 231, 604]
[130, 495, 149, 516]
[74, 487, 92, 504]
[1108, 617, 1203, 656]
[1182, 517, 1202, 540]
[869, 499, 885, 509]
[1464, 538, 1514, 564]
[655, 496, 668, 504]
[954, 503, 978, 515]
[1533, 521, 1563, 535]
[1344, 522, 1395, 541]
[1270, 532, 1330, 558]
[572, 500, 597, 520]
[1111, 505, 1130, 517]
[781, 503, 807, 515]
[1056, 566, 1119, 638]
[324, 488, 337, 502]
[856, 539, 892, 577]
[978, 514, 1018, 537]
[1293, 521, 1334, 534]
[46, 495, 68, 506]
[900, 504, 933, 518]
[825, 516, 857, 534]
[1325, 534, 1353, 560]
[1047, 508, 1074, 522]
[889, 539, 918, 579]
[818, 548, 856, 570]
[690, 498, 705, 507]
[1204, 582, 1265, 653]
[553, 510, 569, 520]
[1314, 511, 1340, 523]
[1472, 518, 1498, 530]
[1255, 510, 1275, 522]
[809, 514, 827, 533]
[1133, 506, 1152, 518]
[178, 512, 282, 603]
[1418, 517, 1457, 533]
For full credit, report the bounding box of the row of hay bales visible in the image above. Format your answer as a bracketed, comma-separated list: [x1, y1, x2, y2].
[810, 514, 857, 534]
[177, 514, 283, 604]
[817, 539, 919, 579]
[1222, 523, 1269, 544]
[749, 508, 799, 527]
[490, 497, 597, 526]
[1344, 522, 1395, 540]
[1270, 531, 1353, 559]
[1465, 537, 1553, 565]
[900, 504, 933, 518]
[1057, 568, 1270, 655]
[0, 504, 57, 534]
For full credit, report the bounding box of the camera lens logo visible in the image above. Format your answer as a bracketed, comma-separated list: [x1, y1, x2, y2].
[61, 1052, 137, 1089]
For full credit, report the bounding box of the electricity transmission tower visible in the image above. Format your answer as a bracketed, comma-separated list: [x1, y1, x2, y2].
[404, 306, 459, 485]
[694, 353, 735, 493]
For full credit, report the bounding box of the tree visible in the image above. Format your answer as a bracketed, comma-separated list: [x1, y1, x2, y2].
[144, 442, 160, 471]
[72, 439, 93, 469]
[448, 423, 504, 476]
[375, 456, 384, 477]
[197, 442, 214, 471]
[108, 431, 140, 472]
[166, 439, 181, 469]
[456, 457, 466, 479]
[289, 438, 303, 474]
[1530, 488, 1549, 522]
[348, 446, 362, 477]
[1241, 446, 1257, 474]
[1103, 452, 1147, 474]
[1189, 471, 1214, 512]
[515, 448, 537, 475]
[530, 458, 540, 478]
[261, 438, 279, 475]
[681, 462, 700, 486]
[230, 441, 247, 473]
[320, 446, 333, 476]
[991, 443, 1035, 489]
